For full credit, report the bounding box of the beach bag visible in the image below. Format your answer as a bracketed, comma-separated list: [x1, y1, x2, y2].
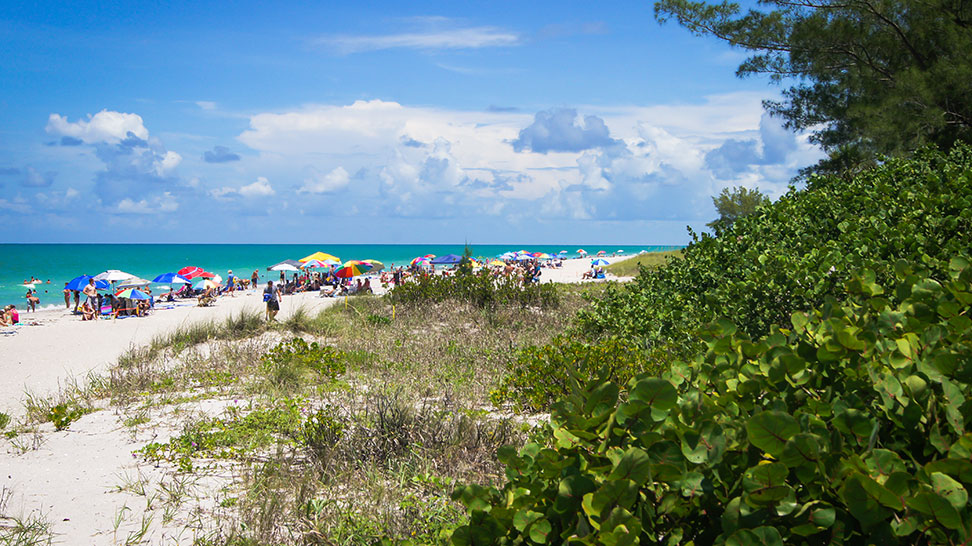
[263, 292, 271, 302]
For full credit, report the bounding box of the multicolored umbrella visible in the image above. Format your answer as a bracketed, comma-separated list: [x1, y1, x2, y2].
[301, 259, 330, 269]
[577, 249, 587, 255]
[333, 261, 373, 278]
[361, 259, 385, 272]
[534, 253, 553, 259]
[591, 258, 610, 266]
[596, 250, 606, 256]
[488, 259, 506, 266]
[194, 279, 220, 290]
[115, 288, 151, 300]
[410, 256, 429, 266]
[300, 251, 341, 263]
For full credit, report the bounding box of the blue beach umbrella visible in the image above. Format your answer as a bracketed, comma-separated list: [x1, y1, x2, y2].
[591, 258, 610, 266]
[152, 272, 192, 285]
[66, 275, 110, 291]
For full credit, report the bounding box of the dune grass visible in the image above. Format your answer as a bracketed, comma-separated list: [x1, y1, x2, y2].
[605, 249, 682, 277]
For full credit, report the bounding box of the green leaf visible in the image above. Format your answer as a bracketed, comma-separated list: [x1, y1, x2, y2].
[628, 378, 677, 412]
[725, 526, 783, 546]
[747, 411, 800, 457]
[607, 447, 652, 485]
[906, 491, 963, 530]
[931, 472, 969, 510]
[528, 517, 552, 544]
[780, 433, 821, 468]
[513, 509, 542, 532]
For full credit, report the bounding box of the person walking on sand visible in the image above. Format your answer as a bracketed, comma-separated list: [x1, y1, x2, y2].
[264, 280, 281, 322]
[227, 270, 236, 297]
[63, 282, 71, 309]
[251, 270, 259, 292]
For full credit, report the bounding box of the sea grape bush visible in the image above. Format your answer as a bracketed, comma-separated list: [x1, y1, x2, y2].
[490, 337, 660, 413]
[389, 269, 560, 309]
[579, 146, 972, 360]
[260, 337, 346, 388]
[452, 258, 972, 544]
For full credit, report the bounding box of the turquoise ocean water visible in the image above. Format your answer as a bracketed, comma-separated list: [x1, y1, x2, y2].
[0, 244, 683, 309]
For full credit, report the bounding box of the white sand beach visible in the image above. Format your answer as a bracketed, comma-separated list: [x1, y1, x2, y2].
[0, 255, 626, 543]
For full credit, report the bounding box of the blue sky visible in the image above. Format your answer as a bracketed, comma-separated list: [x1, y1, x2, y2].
[0, 1, 821, 244]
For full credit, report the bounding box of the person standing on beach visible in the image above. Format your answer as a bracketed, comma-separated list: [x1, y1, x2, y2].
[82, 278, 97, 316]
[227, 270, 235, 297]
[62, 282, 71, 309]
[264, 280, 281, 321]
[251, 270, 259, 291]
[25, 289, 39, 312]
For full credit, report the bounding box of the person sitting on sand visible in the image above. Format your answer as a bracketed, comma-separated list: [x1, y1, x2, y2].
[81, 300, 95, 321]
[3, 305, 18, 325]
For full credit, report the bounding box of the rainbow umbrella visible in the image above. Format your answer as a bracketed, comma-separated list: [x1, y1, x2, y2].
[301, 259, 330, 269]
[410, 256, 429, 266]
[333, 261, 373, 278]
[534, 253, 553, 259]
[361, 259, 385, 272]
[194, 279, 220, 290]
[115, 288, 150, 300]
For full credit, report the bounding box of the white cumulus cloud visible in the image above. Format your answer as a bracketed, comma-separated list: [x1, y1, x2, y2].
[299, 167, 350, 194]
[46, 110, 150, 144]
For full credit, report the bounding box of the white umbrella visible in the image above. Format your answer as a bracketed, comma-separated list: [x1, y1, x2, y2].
[617, 249, 625, 253]
[93, 270, 135, 282]
[270, 263, 299, 272]
[116, 277, 151, 289]
[212, 274, 223, 284]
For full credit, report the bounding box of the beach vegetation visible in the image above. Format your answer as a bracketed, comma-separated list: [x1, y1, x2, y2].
[579, 146, 972, 363]
[707, 185, 769, 232]
[0, 412, 9, 431]
[490, 337, 660, 413]
[604, 250, 682, 277]
[453, 260, 972, 544]
[388, 268, 560, 309]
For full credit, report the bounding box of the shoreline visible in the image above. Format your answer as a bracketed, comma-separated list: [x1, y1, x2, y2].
[0, 256, 628, 419]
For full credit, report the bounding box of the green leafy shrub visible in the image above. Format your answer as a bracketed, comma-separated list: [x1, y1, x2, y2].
[260, 337, 346, 389]
[48, 403, 88, 431]
[0, 411, 9, 430]
[580, 146, 972, 360]
[298, 406, 344, 460]
[366, 313, 392, 327]
[452, 258, 972, 544]
[490, 337, 660, 413]
[389, 269, 560, 309]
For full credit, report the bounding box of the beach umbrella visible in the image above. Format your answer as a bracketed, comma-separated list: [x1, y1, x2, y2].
[597, 250, 606, 256]
[515, 254, 534, 261]
[267, 259, 301, 272]
[66, 275, 110, 291]
[489, 259, 506, 266]
[93, 270, 136, 282]
[410, 256, 429, 266]
[333, 261, 373, 278]
[301, 259, 330, 269]
[116, 278, 151, 289]
[430, 254, 462, 265]
[361, 259, 385, 272]
[197, 271, 216, 279]
[423, 254, 436, 259]
[115, 288, 150, 300]
[617, 249, 625, 254]
[559, 250, 568, 254]
[152, 272, 191, 285]
[178, 266, 203, 278]
[212, 274, 223, 284]
[300, 251, 340, 263]
[497, 252, 516, 260]
[534, 253, 554, 260]
[591, 258, 610, 266]
[194, 279, 220, 290]
[576, 249, 587, 255]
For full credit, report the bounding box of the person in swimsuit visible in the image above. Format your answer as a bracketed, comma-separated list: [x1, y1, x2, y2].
[82, 278, 98, 316]
[63, 282, 71, 309]
[25, 289, 39, 312]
